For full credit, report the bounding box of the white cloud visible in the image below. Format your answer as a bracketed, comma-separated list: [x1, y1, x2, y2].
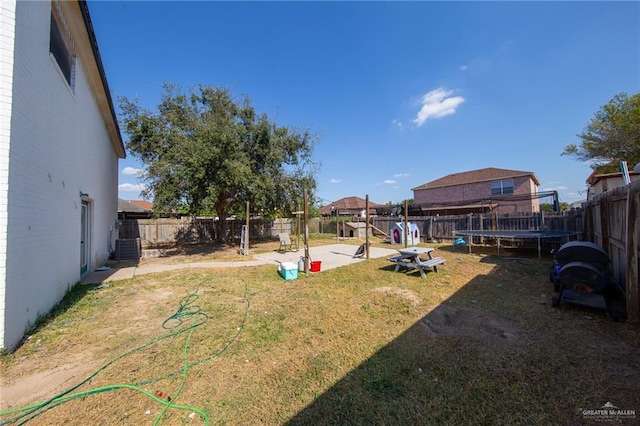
[383, 180, 396, 184]
[496, 40, 514, 55]
[392, 119, 403, 130]
[329, 178, 342, 184]
[119, 183, 146, 192]
[393, 173, 409, 178]
[122, 166, 144, 176]
[413, 88, 465, 127]
[543, 186, 568, 191]
[459, 65, 468, 71]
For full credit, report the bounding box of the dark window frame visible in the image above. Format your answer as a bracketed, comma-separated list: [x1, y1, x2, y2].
[49, 8, 75, 90]
[491, 179, 514, 195]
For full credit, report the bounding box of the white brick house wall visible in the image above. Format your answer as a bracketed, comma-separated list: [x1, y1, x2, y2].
[0, 1, 123, 351]
[0, 0, 17, 354]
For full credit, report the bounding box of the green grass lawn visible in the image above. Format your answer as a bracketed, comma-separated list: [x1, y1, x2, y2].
[1, 242, 639, 425]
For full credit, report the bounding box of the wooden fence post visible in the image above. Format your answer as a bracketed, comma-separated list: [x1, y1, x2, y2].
[585, 204, 594, 242]
[304, 189, 309, 273]
[365, 194, 370, 259]
[626, 189, 640, 323]
[599, 200, 609, 250]
[429, 217, 433, 241]
[246, 201, 250, 255]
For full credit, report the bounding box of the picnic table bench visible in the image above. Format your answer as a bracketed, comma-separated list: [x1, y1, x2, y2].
[388, 247, 445, 278]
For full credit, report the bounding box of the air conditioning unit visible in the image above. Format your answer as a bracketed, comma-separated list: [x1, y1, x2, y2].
[115, 238, 141, 261]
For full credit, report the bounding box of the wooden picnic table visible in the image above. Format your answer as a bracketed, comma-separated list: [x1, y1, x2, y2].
[388, 246, 445, 278]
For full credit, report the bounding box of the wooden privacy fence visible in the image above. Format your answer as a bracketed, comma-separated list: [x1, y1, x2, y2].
[120, 211, 583, 246]
[119, 217, 296, 246]
[583, 180, 640, 323]
[120, 212, 584, 245]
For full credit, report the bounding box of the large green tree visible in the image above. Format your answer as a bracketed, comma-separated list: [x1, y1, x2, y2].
[563, 92, 640, 172]
[119, 84, 318, 241]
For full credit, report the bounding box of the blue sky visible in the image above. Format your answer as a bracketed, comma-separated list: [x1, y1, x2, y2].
[87, 1, 640, 207]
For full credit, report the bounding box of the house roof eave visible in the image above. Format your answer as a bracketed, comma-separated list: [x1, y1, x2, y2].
[76, 1, 126, 159]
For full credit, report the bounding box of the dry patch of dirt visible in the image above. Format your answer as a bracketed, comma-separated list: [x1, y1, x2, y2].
[372, 286, 421, 306]
[1, 353, 96, 409]
[419, 304, 523, 346]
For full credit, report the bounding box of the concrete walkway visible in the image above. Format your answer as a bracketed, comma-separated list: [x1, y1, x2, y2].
[82, 244, 399, 285]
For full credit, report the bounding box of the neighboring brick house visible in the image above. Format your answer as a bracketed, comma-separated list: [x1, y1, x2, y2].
[0, 1, 125, 351]
[319, 196, 386, 217]
[412, 168, 541, 215]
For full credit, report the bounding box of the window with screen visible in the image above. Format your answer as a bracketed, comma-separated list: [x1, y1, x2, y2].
[491, 179, 514, 195]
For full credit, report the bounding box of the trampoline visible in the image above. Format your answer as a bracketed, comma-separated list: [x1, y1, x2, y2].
[453, 230, 578, 259]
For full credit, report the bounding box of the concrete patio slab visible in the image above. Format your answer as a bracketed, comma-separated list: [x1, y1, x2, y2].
[81, 244, 399, 284]
[254, 244, 398, 272]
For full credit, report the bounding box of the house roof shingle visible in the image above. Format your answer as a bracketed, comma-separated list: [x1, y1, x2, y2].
[118, 198, 152, 213]
[128, 200, 154, 211]
[412, 167, 540, 191]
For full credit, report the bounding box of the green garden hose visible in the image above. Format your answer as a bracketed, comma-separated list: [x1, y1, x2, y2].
[0, 277, 250, 425]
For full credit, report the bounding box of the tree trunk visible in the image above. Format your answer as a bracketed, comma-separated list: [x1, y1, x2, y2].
[215, 197, 229, 243]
